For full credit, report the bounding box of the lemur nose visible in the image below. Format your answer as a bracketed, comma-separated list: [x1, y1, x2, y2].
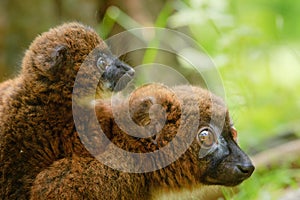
[127, 68, 135, 77]
[237, 164, 255, 176]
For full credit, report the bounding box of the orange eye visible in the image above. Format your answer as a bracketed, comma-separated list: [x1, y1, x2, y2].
[197, 127, 217, 148]
[231, 126, 238, 142]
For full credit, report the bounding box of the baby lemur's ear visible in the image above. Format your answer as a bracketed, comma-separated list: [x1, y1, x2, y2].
[130, 97, 155, 127]
[49, 45, 69, 73]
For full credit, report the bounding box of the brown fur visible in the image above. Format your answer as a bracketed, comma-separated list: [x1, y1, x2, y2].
[0, 22, 119, 199]
[30, 84, 252, 200]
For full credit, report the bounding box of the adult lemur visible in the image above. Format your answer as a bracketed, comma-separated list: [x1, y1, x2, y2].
[0, 22, 134, 199]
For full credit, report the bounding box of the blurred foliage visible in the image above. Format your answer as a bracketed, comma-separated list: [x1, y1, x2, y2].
[0, 0, 102, 80]
[166, 0, 300, 149]
[98, 0, 300, 149]
[1, 0, 300, 199]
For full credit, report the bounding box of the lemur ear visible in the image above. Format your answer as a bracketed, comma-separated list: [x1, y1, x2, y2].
[130, 97, 155, 126]
[49, 45, 68, 72]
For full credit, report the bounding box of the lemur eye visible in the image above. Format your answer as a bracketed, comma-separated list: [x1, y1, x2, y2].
[197, 127, 217, 148]
[97, 57, 107, 69]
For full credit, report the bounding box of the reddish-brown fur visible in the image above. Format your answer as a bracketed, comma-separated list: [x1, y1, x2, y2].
[30, 84, 233, 200]
[0, 23, 252, 199]
[0, 22, 108, 199]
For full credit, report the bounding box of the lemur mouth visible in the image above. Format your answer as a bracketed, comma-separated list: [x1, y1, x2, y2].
[203, 176, 245, 186]
[103, 68, 135, 92]
[115, 70, 135, 91]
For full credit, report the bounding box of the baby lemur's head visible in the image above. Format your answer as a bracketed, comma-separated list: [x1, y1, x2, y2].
[104, 84, 254, 187]
[20, 22, 134, 94]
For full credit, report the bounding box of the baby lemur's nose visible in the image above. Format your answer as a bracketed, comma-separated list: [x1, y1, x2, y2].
[127, 68, 135, 77]
[237, 164, 255, 177]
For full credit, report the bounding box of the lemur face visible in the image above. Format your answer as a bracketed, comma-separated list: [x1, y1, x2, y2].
[197, 124, 255, 186]
[25, 23, 135, 94]
[96, 51, 135, 92]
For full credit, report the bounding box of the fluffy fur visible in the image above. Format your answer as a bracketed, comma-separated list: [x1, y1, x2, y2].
[30, 84, 254, 200]
[0, 22, 133, 199]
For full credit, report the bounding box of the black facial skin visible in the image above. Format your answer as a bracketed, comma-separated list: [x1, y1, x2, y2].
[97, 51, 135, 92]
[198, 125, 255, 186]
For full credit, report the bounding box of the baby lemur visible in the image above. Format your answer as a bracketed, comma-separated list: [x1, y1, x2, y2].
[0, 22, 134, 199]
[30, 84, 254, 200]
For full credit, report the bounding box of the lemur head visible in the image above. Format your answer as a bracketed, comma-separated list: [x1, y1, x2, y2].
[21, 22, 134, 94]
[127, 84, 254, 186]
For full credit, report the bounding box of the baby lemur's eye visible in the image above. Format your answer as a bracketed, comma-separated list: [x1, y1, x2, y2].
[197, 127, 218, 148]
[97, 57, 107, 69]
